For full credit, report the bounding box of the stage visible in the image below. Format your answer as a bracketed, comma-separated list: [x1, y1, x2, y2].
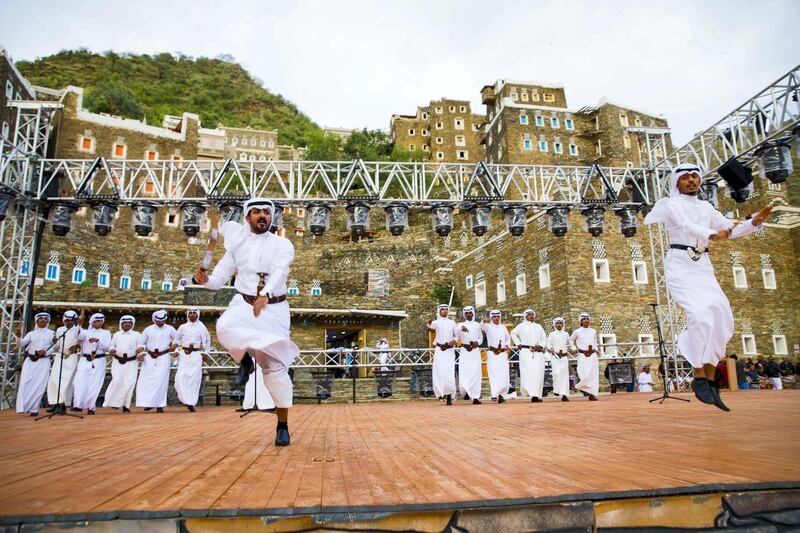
[1, 390, 799, 531]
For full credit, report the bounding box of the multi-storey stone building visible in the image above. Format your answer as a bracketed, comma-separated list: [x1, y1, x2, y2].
[0, 47, 36, 142]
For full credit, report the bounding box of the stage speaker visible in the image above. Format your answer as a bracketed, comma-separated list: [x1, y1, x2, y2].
[717, 157, 753, 203]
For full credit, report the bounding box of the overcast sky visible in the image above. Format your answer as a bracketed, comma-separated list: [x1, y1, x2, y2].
[2, 0, 798, 145]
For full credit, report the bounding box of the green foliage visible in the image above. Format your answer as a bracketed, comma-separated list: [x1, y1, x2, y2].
[18, 50, 320, 147]
[343, 129, 394, 160]
[84, 81, 143, 119]
[304, 129, 344, 160]
[429, 285, 461, 307]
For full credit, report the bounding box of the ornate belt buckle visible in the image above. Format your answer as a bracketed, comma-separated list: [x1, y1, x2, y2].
[687, 247, 701, 262]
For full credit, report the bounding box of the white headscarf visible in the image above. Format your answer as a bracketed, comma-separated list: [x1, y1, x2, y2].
[34, 312, 51, 325]
[243, 198, 275, 220]
[89, 313, 105, 327]
[578, 312, 591, 322]
[221, 198, 275, 253]
[669, 163, 702, 198]
[152, 310, 168, 322]
[490, 310, 502, 318]
[552, 317, 565, 327]
[186, 307, 200, 318]
[462, 305, 475, 319]
[437, 303, 449, 317]
[63, 310, 78, 321]
[120, 315, 135, 327]
[524, 308, 536, 319]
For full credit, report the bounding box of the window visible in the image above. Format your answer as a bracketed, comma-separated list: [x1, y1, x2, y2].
[422, 145, 429, 152]
[773, 335, 788, 355]
[436, 122, 443, 130]
[162, 281, 173, 291]
[539, 140, 548, 152]
[619, 114, 629, 127]
[241, 138, 248, 146]
[521, 92, 529, 102]
[551, 117, 560, 128]
[639, 334, 655, 356]
[45, 263, 60, 282]
[538, 264, 550, 289]
[474, 280, 486, 307]
[623, 135, 631, 149]
[497, 279, 506, 303]
[311, 287, 322, 296]
[268, 140, 275, 148]
[145, 150, 158, 160]
[288, 286, 299, 295]
[599, 334, 618, 356]
[141, 278, 151, 290]
[408, 128, 415, 136]
[421, 128, 429, 136]
[259, 139, 266, 147]
[762, 268, 776, 290]
[733, 266, 748, 288]
[543, 93, 555, 102]
[457, 150, 469, 160]
[79, 136, 94, 152]
[98, 272, 110, 288]
[520, 115, 528, 125]
[465, 275, 473, 289]
[523, 139, 532, 151]
[449, 105, 456, 112]
[436, 151, 444, 160]
[510, 92, 518, 101]
[436, 137, 443, 145]
[515, 273, 527, 296]
[5, 80, 12, 99]
[165, 212, 179, 226]
[741, 334, 756, 355]
[119, 275, 131, 289]
[565, 118, 574, 130]
[435, 106, 442, 114]
[497, 121, 502, 132]
[231, 137, 238, 146]
[455, 135, 465, 147]
[535, 116, 544, 126]
[593, 258, 610, 283]
[19, 259, 30, 276]
[408, 144, 415, 151]
[421, 112, 429, 119]
[632, 261, 648, 284]
[459, 105, 467, 112]
[112, 143, 126, 158]
[634, 117, 642, 127]
[454, 118, 464, 130]
[553, 142, 563, 154]
[569, 143, 578, 156]
[532, 93, 540, 102]
[239, 153, 247, 161]
[72, 268, 85, 284]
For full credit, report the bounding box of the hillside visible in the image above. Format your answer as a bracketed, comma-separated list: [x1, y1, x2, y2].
[17, 49, 320, 147]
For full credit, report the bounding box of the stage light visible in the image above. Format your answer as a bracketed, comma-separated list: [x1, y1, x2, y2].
[131, 203, 157, 237]
[756, 141, 793, 184]
[346, 203, 370, 237]
[219, 201, 243, 223]
[50, 201, 79, 237]
[718, 157, 753, 204]
[0, 189, 14, 222]
[699, 181, 719, 209]
[468, 205, 491, 236]
[503, 206, 527, 237]
[385, 204, 409, 236]
[307, 204, 332, 236]
[793, 125, 800, 158]
[430, 205, 454, 237]
[615, 206, 639, 238]
[374, 368, 397, 398]
[180, 202, 206, 237]
[582, 205, 605, 237]
[547, 206, 570, 237]
[91, 202, 117, 236]
[311, 370, 334, 400]
[269, 203, 283, 234]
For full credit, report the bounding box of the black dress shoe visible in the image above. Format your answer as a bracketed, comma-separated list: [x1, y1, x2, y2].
[30, 412, 38, 417]
[70, 407, 82, 412]
[46, 406, 56, 413]
[463, 393, 470, 401]
[498, 395, 506, 404]
[472, 398, 481, 405]
[235, 353, 254, 387]
[275, 428, 290, 446]
[156, 407, 164, 413]
[123, 406, 131, 414]
[445, 395, 452, 406]
[709, 383, 731, 412]
[260, 408, 276, 413]
[588, 395, 598, 401]
[561, 395, 570, 402]
[87, 409, 95, 415]
[144, 407, 152, 411]
[693, 378, 716, 405]
[187, 405, 196, 412]
[235, 407, 247, 412]
[531, 397, 542, 403]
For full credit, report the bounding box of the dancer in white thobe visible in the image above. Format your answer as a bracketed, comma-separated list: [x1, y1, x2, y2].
[456, 306, 483, 404]
[16, 312, 55, 415]
[243, 361, 276, 411]
[103, 315, 141, 412]
[427, 303, 458, 405]
[46, 310, 80, 411]
[511, 309, 548, 403]
[569, 313, 600, 400]
[482, 310, 512, 403]
[644, 162, 772, 411]
[195, 198, 299, 446]
[135, 310, 176, 412]
[638, 366, 654, 392]
[174, 307, 211, 411]
[72, 313, 112, 414]
[547, 317, 571, 401]
[376, 338, 390, 371]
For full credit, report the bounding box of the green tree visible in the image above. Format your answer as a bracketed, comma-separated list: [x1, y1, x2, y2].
[304, 130, 344, 160]
[429, 285, 461, 307]
[84, 81, 144, 119]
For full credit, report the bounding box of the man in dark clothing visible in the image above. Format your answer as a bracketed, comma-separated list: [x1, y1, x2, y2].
[765, 357, 783, 390]
[729, 354, 748, 390]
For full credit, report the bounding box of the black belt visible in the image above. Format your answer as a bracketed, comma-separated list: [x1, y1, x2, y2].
[240, 293, 287, 305]
[82, 353, 104, 360]
[518, 345, 533, 350]
[462, 345, 475, 352]
[436, 343, 453, 350]
[670, 244, 708, 252]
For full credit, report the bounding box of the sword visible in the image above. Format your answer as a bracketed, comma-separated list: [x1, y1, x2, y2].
[200, 210, 220, 272]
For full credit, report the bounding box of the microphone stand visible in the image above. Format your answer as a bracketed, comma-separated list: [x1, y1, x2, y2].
[240, 361, 271, 417]
[649, 303, 690, 404]
[37, 325, 83, 420]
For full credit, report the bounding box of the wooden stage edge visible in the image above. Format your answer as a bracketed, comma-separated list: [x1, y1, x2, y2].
[1, 390, 799, 526]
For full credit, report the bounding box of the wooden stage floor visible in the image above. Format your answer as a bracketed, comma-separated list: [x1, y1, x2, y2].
[1, 390, 799, 523]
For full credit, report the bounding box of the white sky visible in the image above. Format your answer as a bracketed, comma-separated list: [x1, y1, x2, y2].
[1, 0, 798, 145]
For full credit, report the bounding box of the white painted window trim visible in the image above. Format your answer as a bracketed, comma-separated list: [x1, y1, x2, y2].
[141, 278, 152, 290]
[741, 334, 756, 355]
[465, 274, 473, 289]
[162, 281, 173, 291]
[119, 275, 131, 289]
[497, 279, 506, 303]
[45, 262, 60, 282]
[632, 260, 648, 284]
[71, 267, 85, 284]
[638, 334, 655, 356]
[732, 266, 748, 288]
[538, 264, 551, 289]
[515, 273, 527, 296]
[593, 258, 610, 283]
[772, 335, 788, 355]
[599, 333, 618, 356]
[761, 268, 776, 290]
[474, 280, 487, 307]
[98, 271, 110, 288]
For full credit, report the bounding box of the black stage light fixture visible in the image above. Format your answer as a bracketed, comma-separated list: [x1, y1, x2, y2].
[547, 206, 570, 237]
[756, 141, 793, 184]
[180, 202, 206, 237]
[307, 204, 332, 236]
[582, 205, 605, 237]
[0, 189, 14, 222]
[503, 206, 527, 237]
[91, 202, 117, 236]
[468, 205, 492, 236]
[51, 201, 80, 237]
[385, 204, 409, 236]
[131, 203, 157, 237]
[219, 201, 243, 224]
[614, 206, 639, 238]
[698, 180, 719, 209]
[269, 203, 283, 234]
[346, 203, 370, 237]
[430, 205, 454, 237]
[718, 157, 753, 203]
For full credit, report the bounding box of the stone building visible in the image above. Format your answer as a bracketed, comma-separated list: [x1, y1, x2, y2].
[390, 98, 485, 162]
[0, 47, 36, 142]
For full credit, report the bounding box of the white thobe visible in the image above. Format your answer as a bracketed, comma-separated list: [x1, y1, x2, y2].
[135, 324, 176, 408]
[428, 317, 457, 398]
[243, 362, 276, 410]
[638, 371, 654, 392]
[456, 320, 483, 399]
[511, 321, 548, 399]
[570, 327, 600, 397]
[16, 327, 55, 414]
[72, 327, 111, 410]
[174, 320, 211, 406]
[205, 222, 298, 408]
[645, 194, 759, 368]
[376, 341, 390, 371]
[103, 330, 141, 408]
[47, 325, 80, 406]
[482, 322, 511, 398]
[547, 330, 571, 397]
